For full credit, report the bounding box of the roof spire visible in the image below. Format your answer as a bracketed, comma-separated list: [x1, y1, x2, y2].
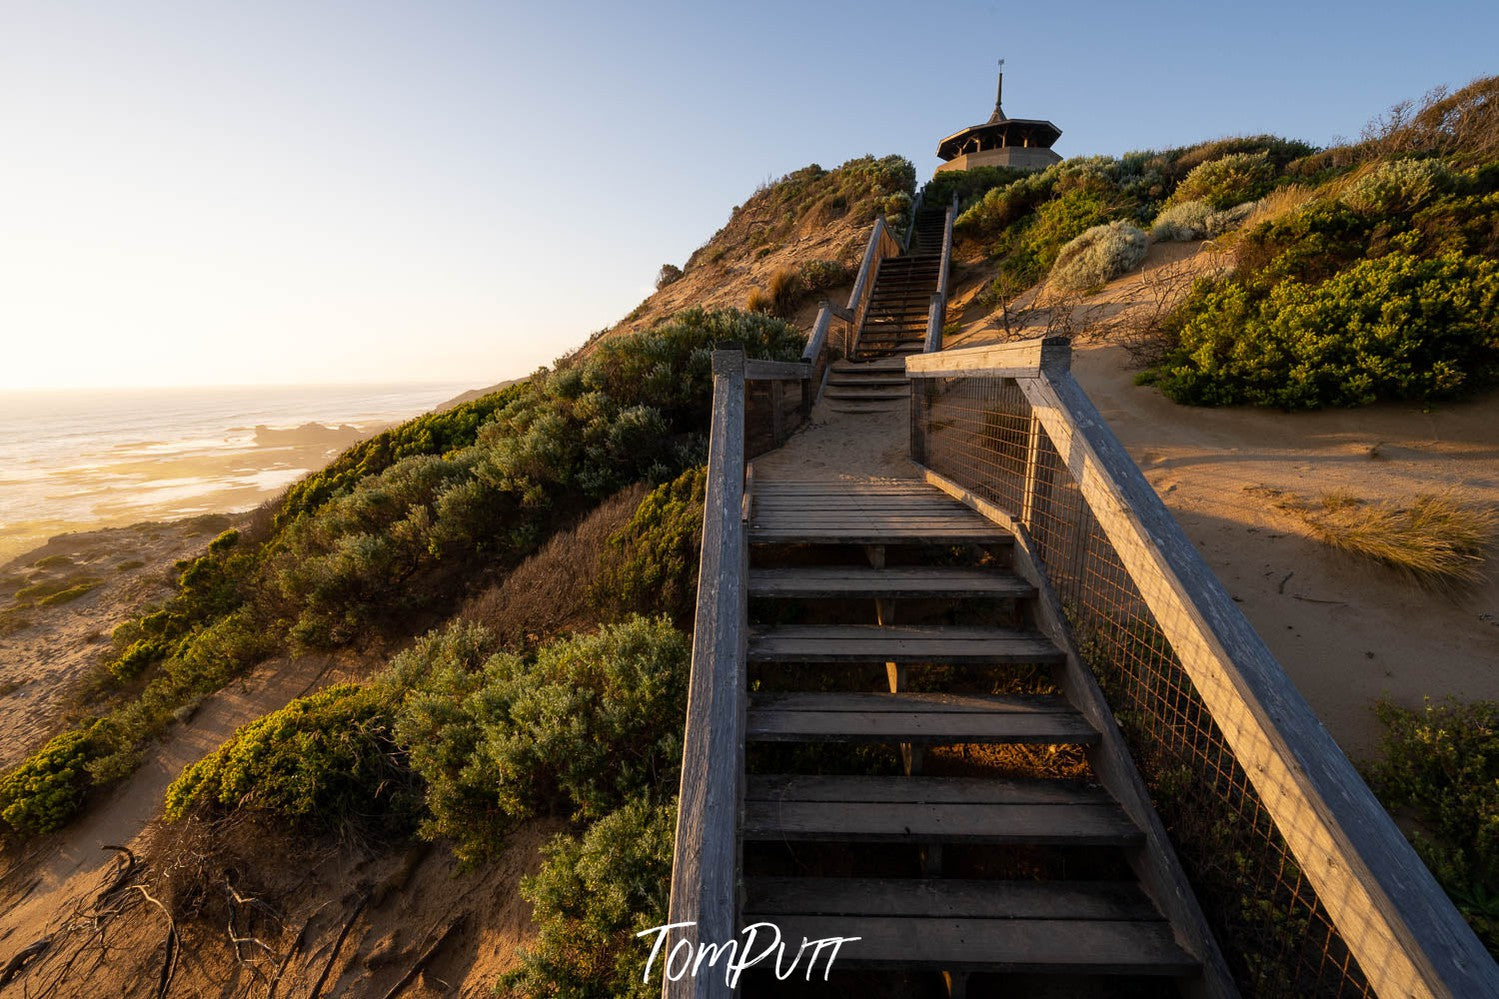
[994, 58, 1005, 118]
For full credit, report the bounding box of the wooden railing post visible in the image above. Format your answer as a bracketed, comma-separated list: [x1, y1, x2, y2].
[664, 348, 747, 999]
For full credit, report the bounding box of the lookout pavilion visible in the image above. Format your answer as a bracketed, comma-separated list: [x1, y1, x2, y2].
[935, 61, 1062, 173]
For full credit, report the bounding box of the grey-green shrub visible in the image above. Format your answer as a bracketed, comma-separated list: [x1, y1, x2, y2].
[1050, 221, 1149, 292]
[392, 615, 688, 865]
[1170, 151, 1276, 210]
[1151, 199, 1213, 241]
[1205, 200, 1261, 237]
[497, 796, 676, 998]
[1341, 158, 1451, 215]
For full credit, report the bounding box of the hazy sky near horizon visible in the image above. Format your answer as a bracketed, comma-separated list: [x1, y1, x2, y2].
[2, 1, 1495, 390]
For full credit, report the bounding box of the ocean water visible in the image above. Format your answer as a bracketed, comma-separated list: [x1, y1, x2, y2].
[0, 382, 470, 563]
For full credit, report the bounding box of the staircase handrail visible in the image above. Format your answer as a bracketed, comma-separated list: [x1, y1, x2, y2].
[921, 193, 958, 353]
[904, 337, 1499, 998]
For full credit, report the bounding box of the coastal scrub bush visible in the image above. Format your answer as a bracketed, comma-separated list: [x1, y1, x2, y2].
[594, 466, 706, 628]
[1370, 698, 1499, 951]
[497, 796, 676, 998]
[796, 259, 854, 298]
[1204, 200, 1261, 237]
[1147, 250, 1499, 408]
[1151, 199, 1214, 241]
[0, 729, 97, 836]
[394, 616, 688, 864]
[1341, 157, 1452, 215]
[1168, 151, 1277, 210]
[1050, 222, 1149, 292]
[923, 165, 1029, 213]
[270, 307, 802, 649]
[163, 683, 418, 834]
[655, 264, 683, 290]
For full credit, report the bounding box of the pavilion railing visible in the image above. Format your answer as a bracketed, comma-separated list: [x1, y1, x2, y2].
[905, 336, 1499, 999]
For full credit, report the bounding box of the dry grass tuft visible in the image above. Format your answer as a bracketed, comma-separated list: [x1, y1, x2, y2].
[1277, 490, 1497, 585]
[457, 482, 647, 646]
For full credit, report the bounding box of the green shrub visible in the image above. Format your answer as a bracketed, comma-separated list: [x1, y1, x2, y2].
[498, 796, 676, 998]
[1151, 199, 1214, 241]
[655, 264, 682, 290]
[1169, 151, 1276, 210]
[271, 308, 802, 650]
[594, 467, 706, 627]
[394, 616, 688, 864]
[0, 729, 98, 836]
[164, 683, 418, 833]
[1341, 157, 1452, 215]
[1149, 250, 1499, 408]
[796, 258, 854, 298]
[16, 576, 99, 605]
[1050, 221, 1149, 292]
[1370, 699, 1498, 952]
[923, 165, 1030, 213]
[35, 579, 102, 607]
[1204, 199, 1261, 237]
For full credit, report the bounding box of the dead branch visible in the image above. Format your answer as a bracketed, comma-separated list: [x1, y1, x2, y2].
[0, 937, 51, 989]
[306, 895, 367, 999]
[376, 914, 468, 999]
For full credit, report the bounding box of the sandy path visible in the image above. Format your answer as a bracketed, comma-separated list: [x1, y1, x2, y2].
[0, 655, 337, 954]
[752, 397, 918, 483]
[1074, 344, 1499, 755]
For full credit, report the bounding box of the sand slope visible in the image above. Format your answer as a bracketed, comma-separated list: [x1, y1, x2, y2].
[942, 240, 1499, 756]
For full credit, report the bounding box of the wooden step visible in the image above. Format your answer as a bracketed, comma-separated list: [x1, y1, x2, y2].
[748, 565, 1032, 599]
[831, 358, 906, 371]
[742, 775, 1132, 844]
[823, 387, 909, 401]
[745, 875, 1160, 921]
[744, 692, 1091, 742]
[746, 625, 1064, 665]
[825, 374, 908, 386]
[826, 400, 907, 414]
[738, 876, 1196, 975]
[748, 482, 1005, 543]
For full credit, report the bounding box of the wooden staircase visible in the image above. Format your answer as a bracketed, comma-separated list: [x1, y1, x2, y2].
[852, 206, 948, 362]
[823, 205, 951, 416]
[734, 477, 1206, 995]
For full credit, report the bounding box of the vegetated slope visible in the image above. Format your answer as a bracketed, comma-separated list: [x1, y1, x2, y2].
[592, 155, 915, 343]
[934, 76, 1499, 956]
[0, 157, 911, 996]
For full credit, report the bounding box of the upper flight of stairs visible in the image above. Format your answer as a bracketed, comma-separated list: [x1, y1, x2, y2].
[853, 206, 949, 362]
[822, 205, 949, 416]
[735, 477, 1205, 995]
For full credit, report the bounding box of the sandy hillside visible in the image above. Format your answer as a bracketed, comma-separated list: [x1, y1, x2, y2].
[0, 516, 255, 770]
[940, 240, 1499, 756]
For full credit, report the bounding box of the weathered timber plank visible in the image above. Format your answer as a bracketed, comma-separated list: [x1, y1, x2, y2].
[745, 773, 1106, 805]
[664, 350, 745, 999]
[748, 691, 1071, 714]
[730, 915, 1194, 976]
[747, 624, 1063, 664]
[745, 707, 1097, 744]
[742, 800, 1139, 845]
[743, 877, 1160, 921]
[748, 565, 1028, 599]
[903, 335, 1070, 379]
[749, 528, 1007, 545]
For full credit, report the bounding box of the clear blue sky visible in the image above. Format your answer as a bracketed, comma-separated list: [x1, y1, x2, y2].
[2, 1, 1494, 388]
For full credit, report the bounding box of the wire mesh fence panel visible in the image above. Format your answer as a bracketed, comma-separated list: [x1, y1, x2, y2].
[913, 373, 1375, 998]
